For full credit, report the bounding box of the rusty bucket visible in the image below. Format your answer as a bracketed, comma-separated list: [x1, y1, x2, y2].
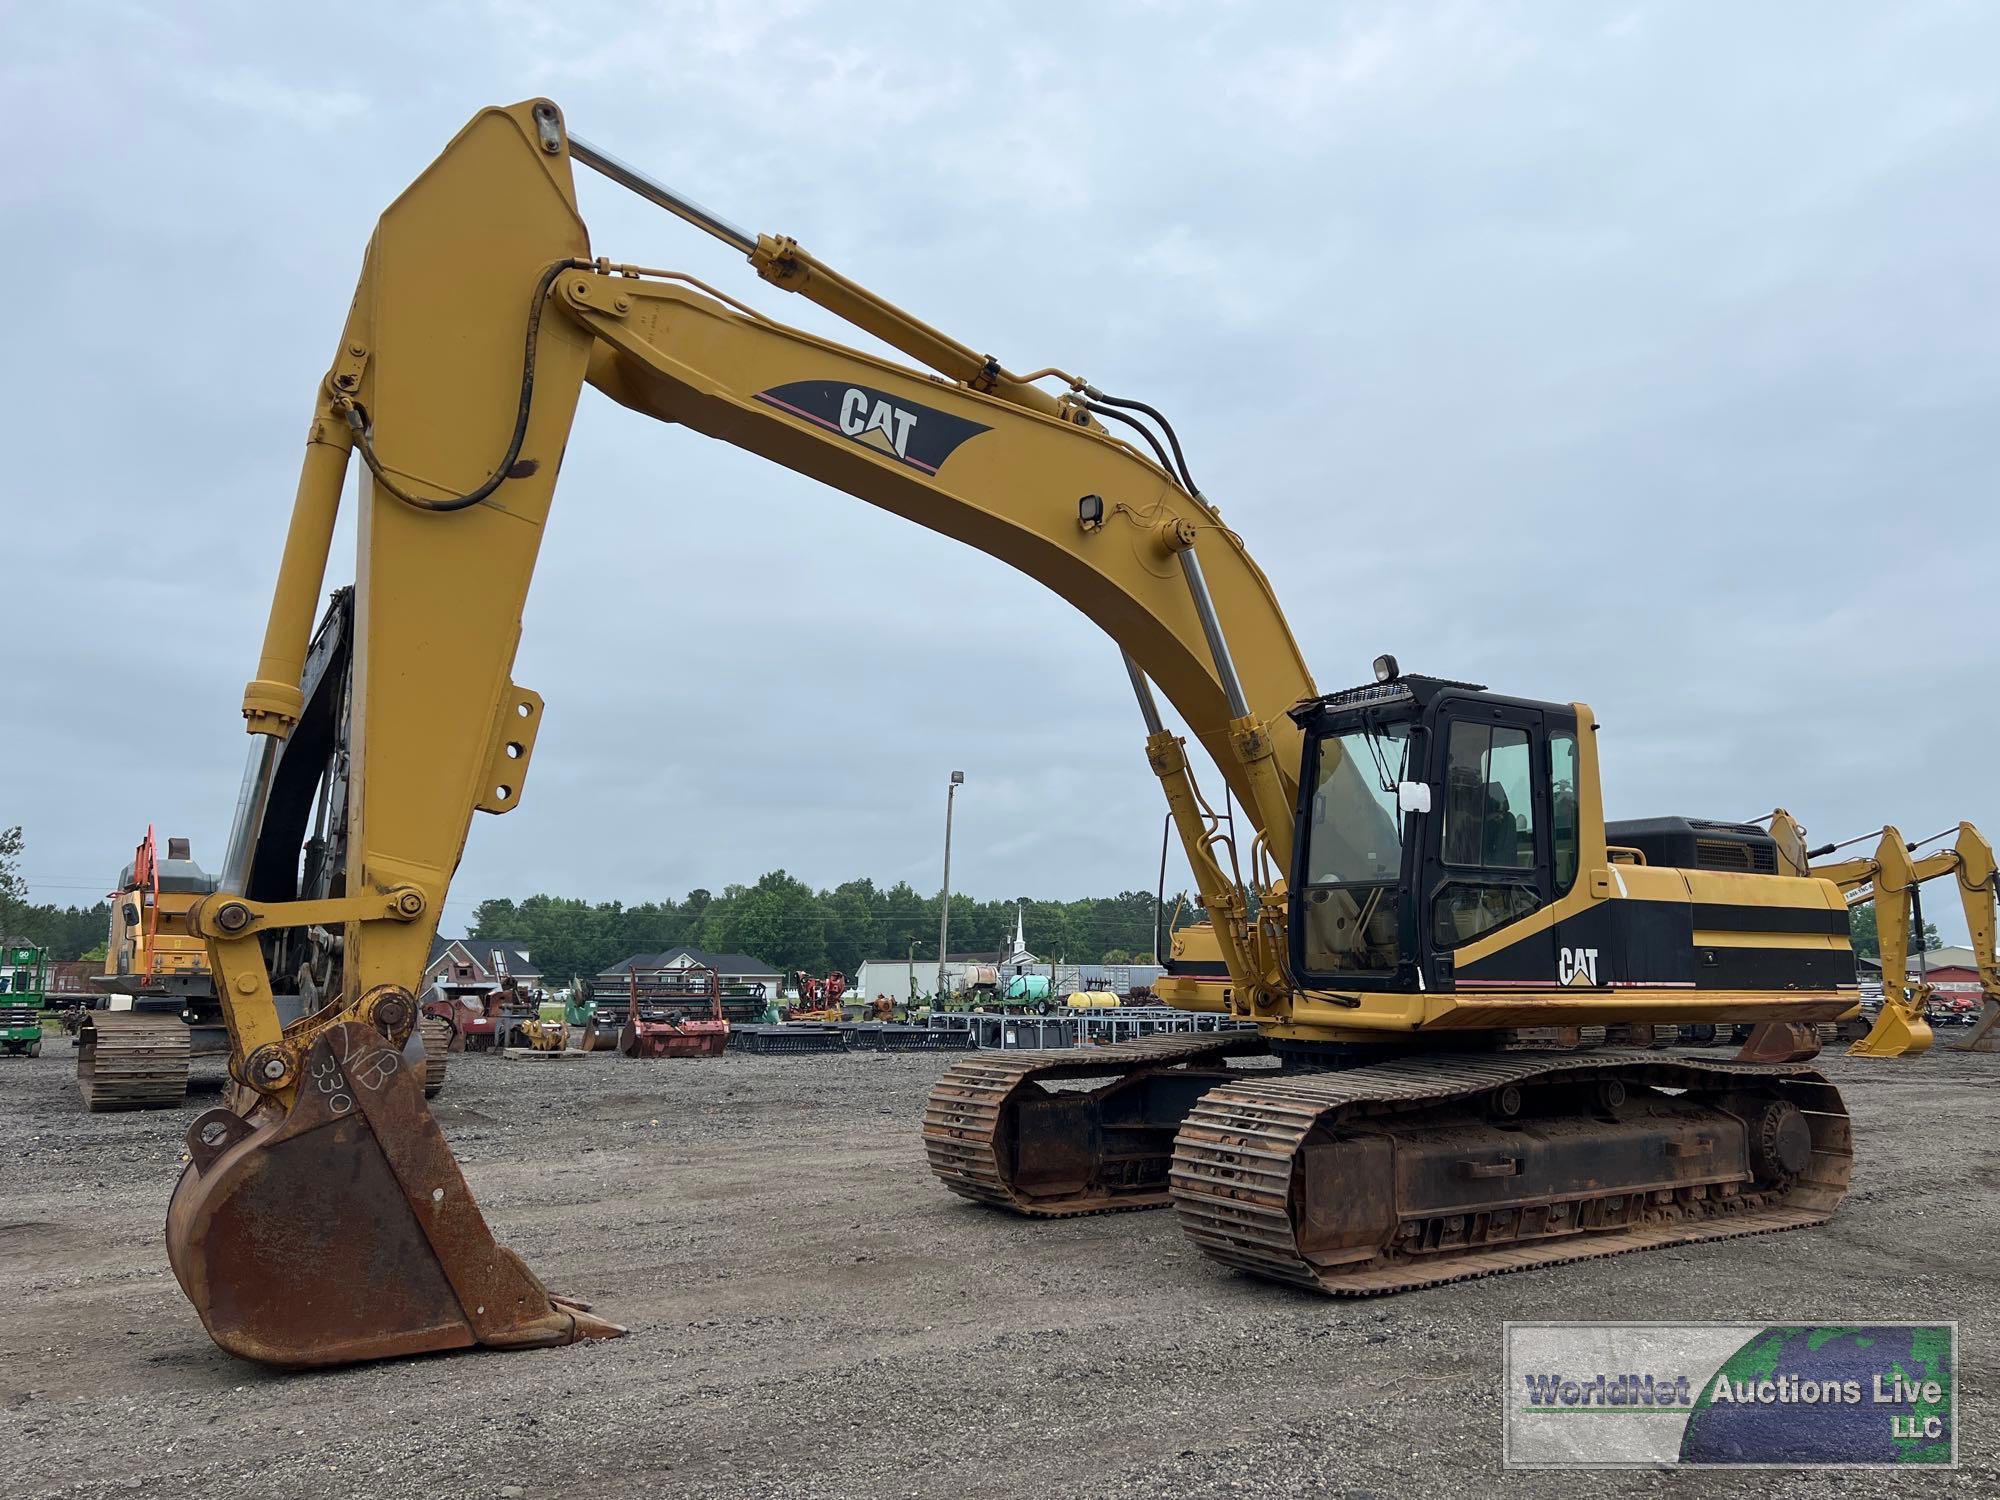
[166, 1021, 622, 1367]
[1731, 1020, 1825, 1065]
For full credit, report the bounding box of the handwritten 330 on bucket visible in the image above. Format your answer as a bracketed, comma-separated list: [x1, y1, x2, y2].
[1503, 1322, 1956, 1469]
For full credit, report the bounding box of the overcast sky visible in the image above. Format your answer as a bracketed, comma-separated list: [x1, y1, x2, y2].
[3, 2, 1994, 942]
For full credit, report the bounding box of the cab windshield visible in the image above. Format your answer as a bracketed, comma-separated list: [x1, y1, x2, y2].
[1298, 722, 1411, 975]
[1304, 724, 1411, 884]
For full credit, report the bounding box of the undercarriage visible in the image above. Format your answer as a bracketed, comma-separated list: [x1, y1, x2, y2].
[924, 1037, 1851, 1292]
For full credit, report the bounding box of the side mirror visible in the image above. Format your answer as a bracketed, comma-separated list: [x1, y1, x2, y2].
[122, 902, 141, 926]
[1397, 781, 1432, 814]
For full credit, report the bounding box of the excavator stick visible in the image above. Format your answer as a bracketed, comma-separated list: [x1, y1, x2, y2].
[169, 100, 610, 1365]
[1841, 831, 1934, 1058]
[1943, 822, 2000, 1052]
[167, 1024, 620, 1367]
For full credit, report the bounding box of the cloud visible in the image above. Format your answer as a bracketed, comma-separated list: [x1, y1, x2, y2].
[194, 67, 369, 129]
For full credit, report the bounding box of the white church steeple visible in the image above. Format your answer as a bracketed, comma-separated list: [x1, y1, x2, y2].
[1002, 901, 1036, 972]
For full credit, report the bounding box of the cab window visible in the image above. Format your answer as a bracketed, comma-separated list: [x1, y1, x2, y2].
[1433, 720, 1542, 948]
[1441, 723, 1535, 868]
[1550, 730, 1579, 895]
[1298, 723, 1412, 975]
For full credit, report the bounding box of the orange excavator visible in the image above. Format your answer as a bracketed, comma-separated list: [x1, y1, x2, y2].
[164, 101, 1968, 1368]
[78, 830, 227, 1109]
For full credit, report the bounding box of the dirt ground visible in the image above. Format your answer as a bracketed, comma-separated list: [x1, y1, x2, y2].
[0, 1037, 1995, 1500]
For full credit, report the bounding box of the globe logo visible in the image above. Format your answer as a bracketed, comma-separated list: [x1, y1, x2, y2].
[1680, 1326, 1952, 1465]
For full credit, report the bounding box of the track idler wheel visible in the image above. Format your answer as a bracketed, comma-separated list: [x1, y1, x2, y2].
[165, 1021, 621, 1367]
[1747, 1098, 1813, 1184]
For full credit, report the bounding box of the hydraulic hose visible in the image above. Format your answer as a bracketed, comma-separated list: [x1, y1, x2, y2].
[344, 257, 591, 514]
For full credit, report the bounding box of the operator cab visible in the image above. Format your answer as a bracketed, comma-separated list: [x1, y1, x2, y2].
[1286, 658, 1581, 993]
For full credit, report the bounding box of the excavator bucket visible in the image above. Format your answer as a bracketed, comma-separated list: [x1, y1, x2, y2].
[166, 1022, 622, 1367]
[1846, 1005, 1934, 1059]
[1946, 1003, 2000, 1052]
[1731, 1020, 1823, 1065]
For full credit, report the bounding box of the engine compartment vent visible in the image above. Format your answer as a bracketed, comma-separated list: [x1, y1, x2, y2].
[1606, 817, 1782, 876]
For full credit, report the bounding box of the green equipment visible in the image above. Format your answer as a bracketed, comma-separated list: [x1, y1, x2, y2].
[1, 943, 48, 1057]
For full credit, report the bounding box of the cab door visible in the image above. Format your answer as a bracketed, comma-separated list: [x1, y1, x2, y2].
[1419, 701, 1557, 987]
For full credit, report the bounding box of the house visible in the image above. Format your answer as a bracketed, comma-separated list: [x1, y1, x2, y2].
[420, 936, 542, 1005]
[595, 945, 781, 997]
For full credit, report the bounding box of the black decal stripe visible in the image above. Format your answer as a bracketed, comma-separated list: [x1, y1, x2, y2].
[1693, 944, 1859, 990]
[1690, 903, 1851, 937]
[754, 380, 991, 475]
[753, 390, 940, 474]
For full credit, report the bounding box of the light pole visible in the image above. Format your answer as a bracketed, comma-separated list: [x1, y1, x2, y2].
[936, 770, 965, 1001]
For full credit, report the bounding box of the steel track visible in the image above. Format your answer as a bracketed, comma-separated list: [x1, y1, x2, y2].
[76, 1012, 191, 1111]
[922, 1032, 1266, 1215]
[1171, 1050, 1851, 1293]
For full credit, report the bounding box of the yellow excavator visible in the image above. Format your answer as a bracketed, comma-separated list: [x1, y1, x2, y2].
[78, 829, 226, 1109]
[1769, 814, 2000, 1057]
[169, 99, 1982, 1367]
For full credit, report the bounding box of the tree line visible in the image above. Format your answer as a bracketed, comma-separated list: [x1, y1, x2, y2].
[1, 821, 1939, 978]
[469, 870, 1200, 987]
[0, 826, 110, 961]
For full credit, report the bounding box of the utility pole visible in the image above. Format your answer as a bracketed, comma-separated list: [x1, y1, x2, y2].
[936, 770, 965, 1001]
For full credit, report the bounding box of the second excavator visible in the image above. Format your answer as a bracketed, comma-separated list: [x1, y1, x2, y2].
[161, 100, 1985, 1367]
[1767, 815, 2000, 1058]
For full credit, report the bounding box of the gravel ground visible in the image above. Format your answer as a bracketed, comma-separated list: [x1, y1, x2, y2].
[1, 1038, 1995, 1499]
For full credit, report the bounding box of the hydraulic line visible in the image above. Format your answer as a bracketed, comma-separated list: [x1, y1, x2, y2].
[1084, 400, 1181, 486]
[1085, 387, 1203, 498]
[344, 258, 589, 514]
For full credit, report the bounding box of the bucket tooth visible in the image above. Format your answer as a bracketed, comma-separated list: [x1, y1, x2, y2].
[166, 1022, 622, 1367]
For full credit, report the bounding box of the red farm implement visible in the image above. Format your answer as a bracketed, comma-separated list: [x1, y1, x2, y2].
[618, 964, 730, 1059]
